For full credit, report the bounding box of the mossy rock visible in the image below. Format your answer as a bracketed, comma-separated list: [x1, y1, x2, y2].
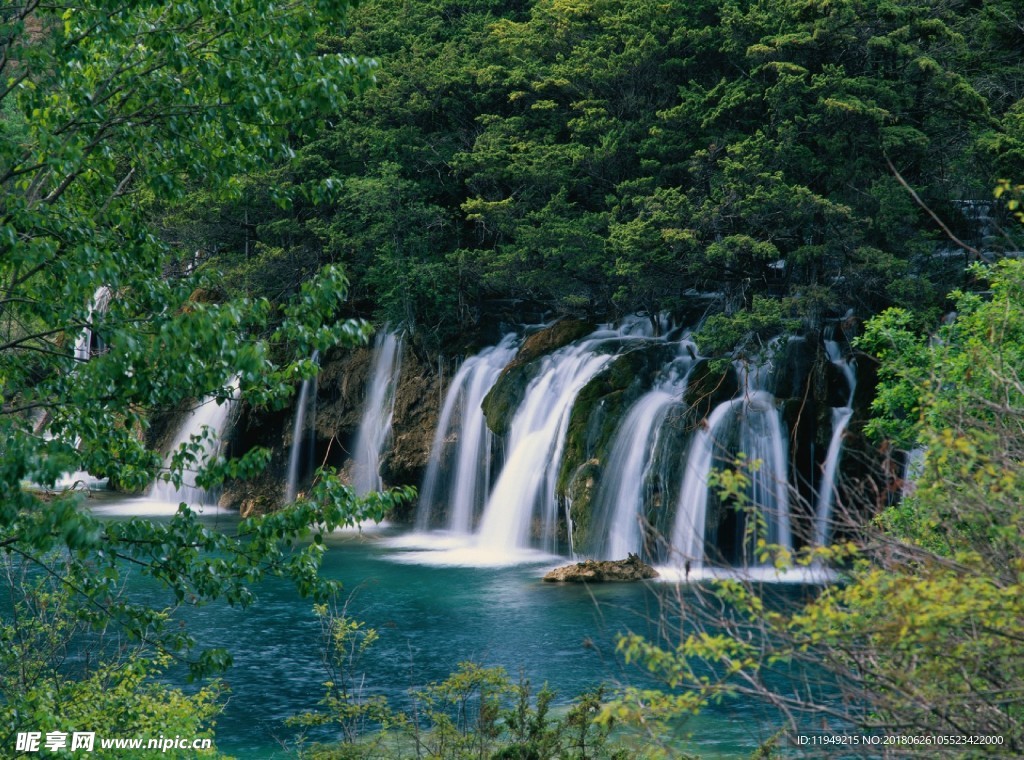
[566, 459, 601, 550]
[556, 345, 675, 500]
[512, 318, 594, 367]
[481, 361, 541, 437]
[480, 318, 594, 436]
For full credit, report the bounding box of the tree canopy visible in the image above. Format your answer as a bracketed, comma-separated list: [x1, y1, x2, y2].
[171, 0, 1022, 347]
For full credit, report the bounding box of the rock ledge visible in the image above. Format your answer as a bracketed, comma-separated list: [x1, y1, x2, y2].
[543, 554, 658, 583]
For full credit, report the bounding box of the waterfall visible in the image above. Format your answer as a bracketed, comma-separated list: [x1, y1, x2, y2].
[73, 286, 112, 363]
[475, 325, 643, 554]
[351, 330, 403, 496]
[814, 330, 857, 545]
[284, 350, 320, 503]
[150, 376, 240, 507]
[740, 389, 792, 551]
[43, 286, 115, 490]
[670, 361, 791, 569]
[814, 407, 853, 545]
[415, 334, 519, 532]
[591, 345, 696, 559]
[824, 334, 856, 407]
[671, 398, 738, 569]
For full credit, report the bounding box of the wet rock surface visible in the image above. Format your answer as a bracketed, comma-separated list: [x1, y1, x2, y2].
[542, 553, 659, 582]
[481, 318, 594, 436]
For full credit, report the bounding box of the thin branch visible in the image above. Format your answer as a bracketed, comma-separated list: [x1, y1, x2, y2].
[884, 155, 987, 262]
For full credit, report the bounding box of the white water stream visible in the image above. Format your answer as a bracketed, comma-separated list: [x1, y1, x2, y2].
[351, 331, 403, 496]
[813, 333, 857, 546]
[284, 350, 320, 503]
[591, 345, 696, 559]
[415, 334, 519, 533]
[670, 361, 792, 570]
[149, 376, 240, 507]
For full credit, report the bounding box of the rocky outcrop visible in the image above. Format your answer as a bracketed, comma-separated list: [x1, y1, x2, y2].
[317, 340, 448, 493]
[382, 347, 447, 488]
[543, 554, 659, 582]
[481, 318, 593, 436]
[509, 318, 594, 368]
[558, 344, 678, 551]
[216, 336, 449, 516]
[221, 472, 283, 518]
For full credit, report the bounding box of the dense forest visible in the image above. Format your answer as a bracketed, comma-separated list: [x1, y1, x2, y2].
[2, 0, 1023, 756]
[173, 0, 1024, 346]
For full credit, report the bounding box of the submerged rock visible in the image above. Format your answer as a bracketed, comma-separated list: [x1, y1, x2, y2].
[542, 553, 658, 583]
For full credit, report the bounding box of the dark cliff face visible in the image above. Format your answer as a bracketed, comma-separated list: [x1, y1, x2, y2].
[219, 339, 449, 516]
[316, 340, 449, 502]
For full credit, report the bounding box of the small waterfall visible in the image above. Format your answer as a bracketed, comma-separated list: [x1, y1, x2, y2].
[475, 326, 640, 554]
[592, 346, 696, 559]
[284, 350, 320, 503]
[814, 407, 853, 545]
[351, 330, 403, 496]
[671, 398, 738, 569]
[824, 334, 856, 407]
[740, 389, 791, 550]
[150, 377, 240, 507]
[42, 287, 115, 490]
[671, 361, 791, 569]
[74, 286, 112, 362]
[415, 334, 519, 532]
[814, 330, 857, 545]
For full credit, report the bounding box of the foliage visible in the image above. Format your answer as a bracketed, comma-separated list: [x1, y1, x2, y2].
[288, 595, 399, 754]
[693, 297, 799, 358]
[291, 597, 634, 759]
[0, 563, 228, 757]
[169, 0, 1024, 351]
[859, 258, 1024, 557]
[0, 0, 411, 743]
[406, 665, 632, 760]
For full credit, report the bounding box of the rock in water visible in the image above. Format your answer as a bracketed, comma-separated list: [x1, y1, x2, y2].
[543, 553, 658, 583]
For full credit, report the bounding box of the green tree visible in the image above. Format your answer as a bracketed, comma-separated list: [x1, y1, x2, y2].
[0, 0, 419, 745]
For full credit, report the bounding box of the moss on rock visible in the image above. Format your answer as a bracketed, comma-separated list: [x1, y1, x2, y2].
[566, 459, 601, 549]
[481, 318, 594, 436]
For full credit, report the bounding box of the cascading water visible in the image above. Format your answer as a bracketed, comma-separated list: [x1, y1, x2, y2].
[670, 360, 792, 569]
[825, 334, 856, 407]
[284, 350, 320, 503]
[149, 376, 240, 507]
[47, 286, 115, 490]
[415, 334, 519, 533]
[740, 389, 792, 550]
[351, 330, 403, 496]
[671, 398, 738, 569]
[814, 330, 857, 546]
[591, 343, 697, 560]
[73, 286, 112, 363]
[475, 324, 652, 555]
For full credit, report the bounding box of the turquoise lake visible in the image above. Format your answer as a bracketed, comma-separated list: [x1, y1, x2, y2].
[85, 498, 822, 758]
